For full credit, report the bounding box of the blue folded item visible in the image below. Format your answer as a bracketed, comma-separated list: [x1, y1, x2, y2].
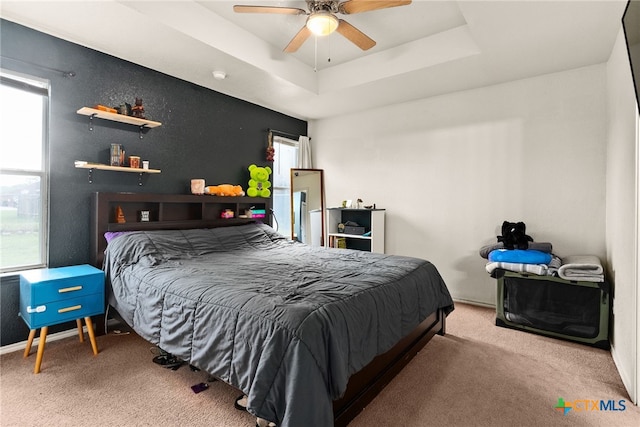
[488, 249, 553, 265]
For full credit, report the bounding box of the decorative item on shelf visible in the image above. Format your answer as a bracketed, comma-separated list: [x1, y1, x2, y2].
[116, 205, 126, 223]
[266, 132, 275, 161]
[191, 179, 205, 195]
[221, 209, 235, 219]
[343, 221, 365, 235]
[356, 198, 363, 209]
[129, 156, 140, 168]
[204, 184, 245, 196]
[329, 236, 347, 249]
[342, 200, 352, 208]
[95, 104, 117, 113]
[247, 164, 272, 198]
[249, 208, 266, 219]
[138, 210, 150, 222]
[142, 160, 149, 170]
[116, 103, 132, 116]
[110, 144, 125, 166]
[131, 97, 145, 119]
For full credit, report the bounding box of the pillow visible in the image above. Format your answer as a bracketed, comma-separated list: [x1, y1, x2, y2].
[488, 249, 552, 265]
[104, 231, 160, 266]
[104, 231, 135, 243]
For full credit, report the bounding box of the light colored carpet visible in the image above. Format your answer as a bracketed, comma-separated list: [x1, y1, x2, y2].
[1, 303, 638, 426]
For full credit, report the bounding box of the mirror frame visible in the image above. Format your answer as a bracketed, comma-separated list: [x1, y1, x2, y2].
[290, 168, 325, 246]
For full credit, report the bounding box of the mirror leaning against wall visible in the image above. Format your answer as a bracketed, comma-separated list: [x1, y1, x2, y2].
[290, 169, 324, 246]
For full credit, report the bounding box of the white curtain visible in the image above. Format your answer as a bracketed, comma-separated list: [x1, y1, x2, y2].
[297, 136, 312, 168]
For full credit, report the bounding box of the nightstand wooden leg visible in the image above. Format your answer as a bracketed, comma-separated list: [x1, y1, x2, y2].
[85, 317, 98, 356]
[24, 329, 37, 358]
[34, 326, 48, 374]
[76, 319, 84, 342]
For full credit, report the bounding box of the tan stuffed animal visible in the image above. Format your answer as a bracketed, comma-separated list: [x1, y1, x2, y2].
[204, 184, 245, 197]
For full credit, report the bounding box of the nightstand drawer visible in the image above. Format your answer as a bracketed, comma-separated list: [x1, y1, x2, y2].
[23, 293, 104, 329]
[20, 265, 103, 305]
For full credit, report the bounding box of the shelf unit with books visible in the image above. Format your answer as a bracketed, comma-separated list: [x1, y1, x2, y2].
[326, 208, 385, 253]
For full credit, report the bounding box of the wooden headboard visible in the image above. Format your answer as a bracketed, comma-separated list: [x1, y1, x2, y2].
[91, 192, 272, 268]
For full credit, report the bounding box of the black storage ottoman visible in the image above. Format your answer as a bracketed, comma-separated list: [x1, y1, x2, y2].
[495, 270, 610, 349]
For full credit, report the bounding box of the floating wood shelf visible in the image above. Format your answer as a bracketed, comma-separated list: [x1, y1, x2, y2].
[77, 107, 161, 138]
[75, 161, 161, 185]
[327, 232, 372, 241]
[77, 107, 162, 128]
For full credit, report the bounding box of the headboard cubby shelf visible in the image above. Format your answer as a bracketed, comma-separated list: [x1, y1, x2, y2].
[91, 192, 272, 267]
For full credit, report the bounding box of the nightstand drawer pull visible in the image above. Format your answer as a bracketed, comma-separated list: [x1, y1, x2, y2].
[26, 305, 47, 314]
[58, 305, 82, 313]
[58, 285, 83, 293]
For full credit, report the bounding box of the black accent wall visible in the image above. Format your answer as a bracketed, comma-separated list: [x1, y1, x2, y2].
[0, 19, 307, 346]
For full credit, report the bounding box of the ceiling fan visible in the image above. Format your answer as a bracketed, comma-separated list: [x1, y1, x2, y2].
[233, 0, 412, 53]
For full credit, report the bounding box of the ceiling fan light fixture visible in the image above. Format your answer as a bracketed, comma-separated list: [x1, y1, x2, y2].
[306, 12, 339, 36]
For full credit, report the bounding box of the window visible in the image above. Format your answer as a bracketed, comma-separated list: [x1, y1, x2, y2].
[272, 136, 298, 239]
[0, 69, 49, 273]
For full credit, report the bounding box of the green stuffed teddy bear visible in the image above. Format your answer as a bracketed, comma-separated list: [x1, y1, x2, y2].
[247, 164, 272, 198]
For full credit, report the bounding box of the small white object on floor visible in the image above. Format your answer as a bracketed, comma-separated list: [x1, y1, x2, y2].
[256, 418, 276, 427]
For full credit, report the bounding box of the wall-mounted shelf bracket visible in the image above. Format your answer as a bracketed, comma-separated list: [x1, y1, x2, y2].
[88, 113, 96, 131]
[82, 167, 147, 185]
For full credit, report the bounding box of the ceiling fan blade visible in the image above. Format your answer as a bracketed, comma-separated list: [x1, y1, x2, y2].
[336, 19, 376, 50]
[233, 5, 307, 15]
[339, 0, 411, 15]
[284, 26, 312, 53]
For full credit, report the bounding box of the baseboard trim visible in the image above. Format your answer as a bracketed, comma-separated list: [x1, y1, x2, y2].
[453, 298, 495, 309]
[0, 326, 88, 356]
[611, 344, 637, 404]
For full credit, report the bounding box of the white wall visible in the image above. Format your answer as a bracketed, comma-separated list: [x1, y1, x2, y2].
[310, 65, 608, 305]
[606, 28, 638, 404]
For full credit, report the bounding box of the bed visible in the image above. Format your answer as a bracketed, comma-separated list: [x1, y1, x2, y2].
[92, 192, 454, 427]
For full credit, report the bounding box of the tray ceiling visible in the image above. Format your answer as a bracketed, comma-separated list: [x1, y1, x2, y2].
[0, 1, 628, 120]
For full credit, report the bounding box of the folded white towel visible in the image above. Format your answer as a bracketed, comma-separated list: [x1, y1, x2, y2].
[558, 255, 604, 282]
[485, 261, 549, 276]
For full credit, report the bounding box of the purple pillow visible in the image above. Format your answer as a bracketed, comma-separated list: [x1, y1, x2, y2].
[104, 231, 134, 243]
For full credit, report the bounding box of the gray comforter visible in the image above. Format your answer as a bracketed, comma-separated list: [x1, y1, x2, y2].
[104, 223, 453, 426]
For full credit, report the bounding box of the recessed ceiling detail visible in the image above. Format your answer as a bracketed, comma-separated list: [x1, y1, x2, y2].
[0, 1, 628, 120]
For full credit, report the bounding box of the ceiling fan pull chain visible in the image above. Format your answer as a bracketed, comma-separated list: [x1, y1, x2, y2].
[314, 35, 318, 72]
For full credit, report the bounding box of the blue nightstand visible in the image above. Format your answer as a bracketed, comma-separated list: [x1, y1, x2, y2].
[19, 264, 105, 373]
